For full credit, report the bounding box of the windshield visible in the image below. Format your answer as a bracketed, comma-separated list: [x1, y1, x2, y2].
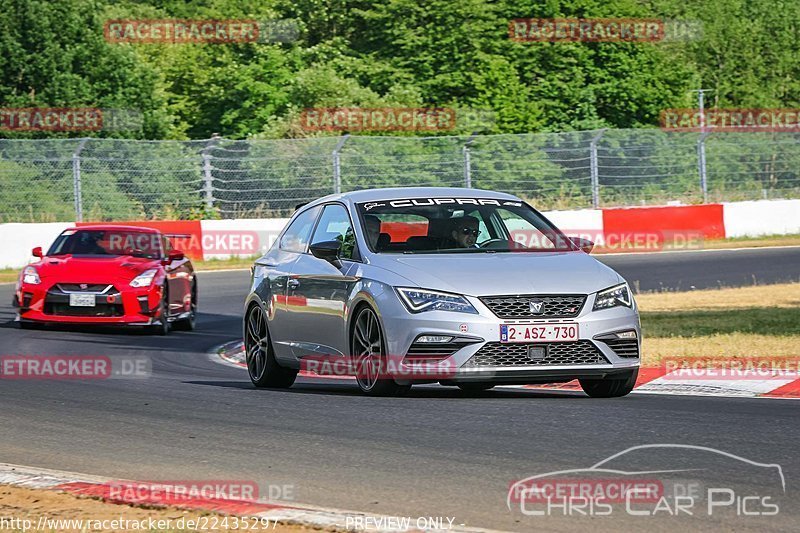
[357, 197, 574, 253]
[47, 229, 163, 259]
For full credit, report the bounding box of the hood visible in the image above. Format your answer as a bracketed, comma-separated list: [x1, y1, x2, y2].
[371, 251, 623, 296]
[34, 255, 160, 283]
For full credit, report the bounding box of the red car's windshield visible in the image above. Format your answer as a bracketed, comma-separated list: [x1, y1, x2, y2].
[47, 229, 163, 259]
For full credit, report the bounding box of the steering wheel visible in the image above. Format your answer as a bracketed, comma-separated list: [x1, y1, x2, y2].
[124, 247, 146, 257]
[478, 238, 508, 249]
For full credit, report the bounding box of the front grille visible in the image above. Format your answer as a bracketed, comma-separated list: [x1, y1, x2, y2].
[463, 341, 608, 367]
[600, 338, 640, 358]
[44, 284, 123, 317]
[56, 284, 113, 293]
[480, 294, 585, 319]
[44, 302, 124, 317]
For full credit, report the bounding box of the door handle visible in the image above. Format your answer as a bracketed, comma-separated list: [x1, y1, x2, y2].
[287, 279, 300, 290]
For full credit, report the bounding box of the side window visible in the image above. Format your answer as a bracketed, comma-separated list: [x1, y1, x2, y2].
[310, 204, 356, 260]
[280, 206, 320, 253]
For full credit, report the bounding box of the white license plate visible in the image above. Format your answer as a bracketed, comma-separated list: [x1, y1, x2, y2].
[69, 294, 95, 307]
[500, 323, 579, 343]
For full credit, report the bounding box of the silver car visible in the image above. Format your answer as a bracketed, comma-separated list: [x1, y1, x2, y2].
[243, 188, 640, 397]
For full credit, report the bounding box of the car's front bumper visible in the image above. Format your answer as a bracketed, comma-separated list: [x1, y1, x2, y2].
[15, 280, 165, 325]
[373, 289, 640, 384]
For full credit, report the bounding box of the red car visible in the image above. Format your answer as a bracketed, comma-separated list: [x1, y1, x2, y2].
[14, 225, 197, 334]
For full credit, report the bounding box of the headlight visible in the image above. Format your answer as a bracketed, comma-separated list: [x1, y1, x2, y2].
[130, 268, 158, 288]
[396, 288, 478, 314]
[593, 283, 632, 311]
[21, 266, 40, 285]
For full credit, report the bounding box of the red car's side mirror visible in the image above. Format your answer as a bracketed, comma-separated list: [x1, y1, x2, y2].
[162, 250, 185, 265]
[32, 246, 43, 258]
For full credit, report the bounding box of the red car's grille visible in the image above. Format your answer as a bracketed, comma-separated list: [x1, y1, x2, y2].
[56, 283, 113, 293]
[44, 284, 124, 317]
[44, 302, 124, 317]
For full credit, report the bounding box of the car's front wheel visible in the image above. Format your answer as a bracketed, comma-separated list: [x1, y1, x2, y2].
[150, 285, 170, 336]
[352, 306, 410, 396]
[579, 369, 638, 398]
[245, 304, 297, 388]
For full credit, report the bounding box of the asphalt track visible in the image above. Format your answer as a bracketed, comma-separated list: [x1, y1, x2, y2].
[1, 247, 799, 532]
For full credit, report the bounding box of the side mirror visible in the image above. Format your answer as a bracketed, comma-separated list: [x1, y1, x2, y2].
[309, 240, 342, 266]
[569, 237, 594, 254]
[32, 246, 43, 258]
[162, 250, 185, 265]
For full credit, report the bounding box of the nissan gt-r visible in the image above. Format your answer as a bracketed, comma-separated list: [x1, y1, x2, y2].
[15, 225, 197, 334]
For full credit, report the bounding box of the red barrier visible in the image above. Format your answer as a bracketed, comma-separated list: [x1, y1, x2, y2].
[602, 204, 725, 242]
[379, 221, 428, 242]
[76, 220, 204, 260]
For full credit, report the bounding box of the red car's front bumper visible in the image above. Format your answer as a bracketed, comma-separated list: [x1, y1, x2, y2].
[16, 280, 164, 325]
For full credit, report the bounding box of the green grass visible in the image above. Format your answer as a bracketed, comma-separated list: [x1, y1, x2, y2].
[642, 307, 800, 338]
[637, 283, 800, 364]
[592, 233, 800, 253]
[192, 255, 259, 271]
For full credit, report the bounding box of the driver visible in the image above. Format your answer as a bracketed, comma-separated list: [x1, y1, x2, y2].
[448, 216, 480, 248]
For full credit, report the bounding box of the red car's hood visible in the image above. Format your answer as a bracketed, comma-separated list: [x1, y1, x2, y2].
[34, 255, 161, 283]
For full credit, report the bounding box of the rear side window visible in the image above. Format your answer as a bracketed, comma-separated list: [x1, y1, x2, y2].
[280, 206, 320, 253]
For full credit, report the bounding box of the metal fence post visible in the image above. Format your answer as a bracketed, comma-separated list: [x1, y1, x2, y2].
[697, 131, 711, 203]
[72, 138, 89, 222]
[463, 133, 477, 188]
[332, 135, 350, 194]
[589, 129, 606, 208]
[202, 134, 221, 210]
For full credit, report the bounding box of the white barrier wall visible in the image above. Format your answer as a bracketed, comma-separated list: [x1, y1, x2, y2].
[542, 209, 603, 233]
[200, 218, 290, 259]
[542, 209, 604, 243]
[1, 200, 798, 270]
[0, 222, 72, 269]
[722, 199, 800, 238]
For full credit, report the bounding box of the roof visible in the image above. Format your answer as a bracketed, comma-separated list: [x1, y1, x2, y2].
[306, 187, 521, 208]
[66, 224, 161, 233]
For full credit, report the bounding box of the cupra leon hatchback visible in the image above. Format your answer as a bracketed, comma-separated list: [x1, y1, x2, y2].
[244, 188, 640, 396]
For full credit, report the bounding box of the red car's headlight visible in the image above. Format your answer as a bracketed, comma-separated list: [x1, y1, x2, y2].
[21, 266, 40, 285]
[130, 268, 158, 288]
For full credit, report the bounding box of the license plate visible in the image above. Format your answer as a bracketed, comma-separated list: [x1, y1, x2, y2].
[69, 294, 95, 307]
[500, 323, 579, 343]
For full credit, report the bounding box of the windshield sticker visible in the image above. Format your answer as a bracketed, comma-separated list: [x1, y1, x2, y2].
[362, 198, 523, 209]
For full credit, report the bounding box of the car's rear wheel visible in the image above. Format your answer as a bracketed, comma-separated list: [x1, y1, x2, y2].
[352, 306, 410, 396]
[150, 285, 170, 336]
[245, 304, 297, 388]
[173, 281, 197, 331]
[579, 369, 638, 398]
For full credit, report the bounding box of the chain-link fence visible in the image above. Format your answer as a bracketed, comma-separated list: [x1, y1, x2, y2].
[1, 129, 799, 222]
